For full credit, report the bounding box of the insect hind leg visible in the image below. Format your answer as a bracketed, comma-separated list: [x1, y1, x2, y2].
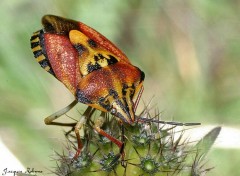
[44, 100, 78, 126]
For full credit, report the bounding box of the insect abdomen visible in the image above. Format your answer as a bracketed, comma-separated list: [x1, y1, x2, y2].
[30, 30, 55, 76]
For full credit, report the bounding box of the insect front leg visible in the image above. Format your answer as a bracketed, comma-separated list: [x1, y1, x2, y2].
[92, 113, 125, 167]
[44, 100, 78, 126]
[119, 122, 126, 167]
[72, 106, 93, 160]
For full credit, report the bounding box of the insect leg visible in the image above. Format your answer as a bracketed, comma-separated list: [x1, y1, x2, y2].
[120, 123, 126, 167]
[93, 112, 125, 167]
[93, 126, 123, 148]
[44, 100, 78, 126]
[73, 106, 93, 160]
[94, 126, 124, 166]
[134, 86, 144, 112]
[88, 112, 123, 149]
[104, 122, 126, 168]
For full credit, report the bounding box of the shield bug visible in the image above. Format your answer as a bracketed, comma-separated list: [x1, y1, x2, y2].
[30, 15, 145, 159]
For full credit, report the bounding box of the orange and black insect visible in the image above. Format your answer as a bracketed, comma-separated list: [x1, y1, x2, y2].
[30, 15, 144, 159]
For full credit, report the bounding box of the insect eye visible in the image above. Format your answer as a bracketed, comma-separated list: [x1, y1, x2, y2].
[110, 107, 117, 115]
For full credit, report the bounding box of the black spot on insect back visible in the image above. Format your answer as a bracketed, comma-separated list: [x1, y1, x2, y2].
[98, 97, 111, 111]
[122, 84, 128, 96]
[94, 55, 100, 61]
[87, 62, 102, 73]
[74, 44, 87, 56]
[109, 89, 119, 99]
[88, 39, 97, 48]
[107, 55, 118, 65]
[98, 54, 105, 59]
[76, 89, 92, 104]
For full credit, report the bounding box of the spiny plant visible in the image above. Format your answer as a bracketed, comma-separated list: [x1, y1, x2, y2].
[50, 105, 221, 176]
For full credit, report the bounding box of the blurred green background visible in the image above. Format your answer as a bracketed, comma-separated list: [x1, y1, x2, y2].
[0, 0, 239, 175]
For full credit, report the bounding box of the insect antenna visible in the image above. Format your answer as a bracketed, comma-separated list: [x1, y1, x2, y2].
[136, 116, 201, 126]
[133, 86, 144, 112]
[138, 96, 156, 116]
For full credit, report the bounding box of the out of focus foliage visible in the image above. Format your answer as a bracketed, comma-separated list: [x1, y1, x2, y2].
[0, 0, 239, 175]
